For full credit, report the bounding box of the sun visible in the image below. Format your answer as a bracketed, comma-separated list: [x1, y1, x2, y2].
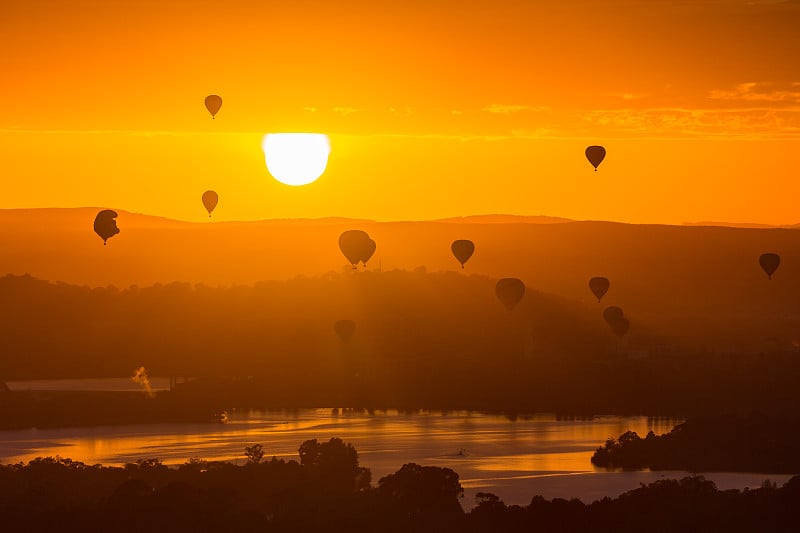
[262, 133, 331, 186]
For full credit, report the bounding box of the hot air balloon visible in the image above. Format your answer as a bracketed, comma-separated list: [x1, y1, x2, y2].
[361, 238, 377, 266]
[334, 320, 356, 343]
[589, 277, 610, 302]
[610, 316, 630, 337]
[339, 230, 373, 269]
[603, 306, 629, 337]
[202, 190, 218, 217]
[759, 253, 781, 280]
[496, 278, 525, 310]
[451, 240, 475, 269]
[603, 306, 624, 324]
[585, 145, 606, 171]
[94, 209, 120, 245]
[204, 95, 223, 119]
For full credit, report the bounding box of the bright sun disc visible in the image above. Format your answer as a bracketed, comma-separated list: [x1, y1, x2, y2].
[262, 133, 331, 186]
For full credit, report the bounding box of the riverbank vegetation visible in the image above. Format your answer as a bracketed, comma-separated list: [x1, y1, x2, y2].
[592, 414, 800, 473]
[0, 438, 797, 532]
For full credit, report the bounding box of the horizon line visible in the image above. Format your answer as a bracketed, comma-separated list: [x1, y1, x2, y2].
[0, 206, 798, 229]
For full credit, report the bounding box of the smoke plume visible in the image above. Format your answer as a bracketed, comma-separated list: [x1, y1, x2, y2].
[132, 366, 155, 398]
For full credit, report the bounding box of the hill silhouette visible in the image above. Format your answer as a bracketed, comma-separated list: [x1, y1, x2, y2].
[434, 214, 574, 224]
[0, 270, 608, 381]
[2, 208, 799, 356]
[683, 221, 800, 229]
[1, 270, 800, 420]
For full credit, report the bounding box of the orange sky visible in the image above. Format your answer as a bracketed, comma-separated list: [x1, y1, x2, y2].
[2, 0, 799, 224]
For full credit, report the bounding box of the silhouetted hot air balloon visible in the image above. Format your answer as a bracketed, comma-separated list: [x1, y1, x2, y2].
[585, 145, 606, 171]
[589, 277, 610, 303]
[759, 253, 781, 280]
[339, 230, 372, 269]
[361, 238, 377, 266]
[603, 306, 629, 337]
[496, 278, 525, 310]
[202, 190, 218, 217]
[94, 209, 120, 245]
[204, 95, 223, 119]
[451, 240, 475, 269]
[334, 320, 356, 343]
[603, 306, 624, 325]
[610, 316, 630, 337]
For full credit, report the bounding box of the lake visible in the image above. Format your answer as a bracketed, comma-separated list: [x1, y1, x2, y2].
[0, 408, 791, 506]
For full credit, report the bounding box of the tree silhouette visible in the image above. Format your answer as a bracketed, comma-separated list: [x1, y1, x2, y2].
[298, 437, 371, 492]
[244, 444, 264, 465]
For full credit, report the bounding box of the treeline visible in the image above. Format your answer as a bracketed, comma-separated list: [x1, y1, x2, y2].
[0, 271, 608, 378]
[592, 413, 800, 473]
[0, 438, 797, 532]
[0, 390, 224, 430]
[467, 476, 799, 533]
[2, 272, 800, 417]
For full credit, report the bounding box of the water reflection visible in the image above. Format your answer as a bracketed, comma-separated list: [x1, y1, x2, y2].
[0, 410, 789, 505]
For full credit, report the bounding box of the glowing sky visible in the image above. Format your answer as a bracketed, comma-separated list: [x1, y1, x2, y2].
[2, 0, 799, 223]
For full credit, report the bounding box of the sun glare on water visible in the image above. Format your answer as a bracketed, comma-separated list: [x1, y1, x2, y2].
[262, 133, 331, 186]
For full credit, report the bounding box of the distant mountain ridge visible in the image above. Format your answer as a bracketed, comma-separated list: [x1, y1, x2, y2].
[5, 208, 796, 229]
[0, 208, 578, 227]
[0, 208, 376, 229]
[434, 214, 574, 224]
[682, 221, 800, 229]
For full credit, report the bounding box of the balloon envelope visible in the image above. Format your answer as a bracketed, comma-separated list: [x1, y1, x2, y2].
[496, 278, 525, 310]
[94, 209, 120, 245]
[610, 316, 630, 337]
[759, 253, 780, 280]
[202, 190, 218, 217]
[603, 306, 624, 325]
[361, 238, 377, 265]
[589, 277, 610, 302]
[339, 230, 372, 267]
[334, 320, 356, 342]
[603, 306, 629, 336]
[585, 145, 606, 170]
[451, 240, 475, 268]
[204, 95, 222, 118]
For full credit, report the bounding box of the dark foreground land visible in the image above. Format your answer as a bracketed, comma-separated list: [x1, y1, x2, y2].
[1, 438, 798, 533]
[592, 414, 800, 474]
